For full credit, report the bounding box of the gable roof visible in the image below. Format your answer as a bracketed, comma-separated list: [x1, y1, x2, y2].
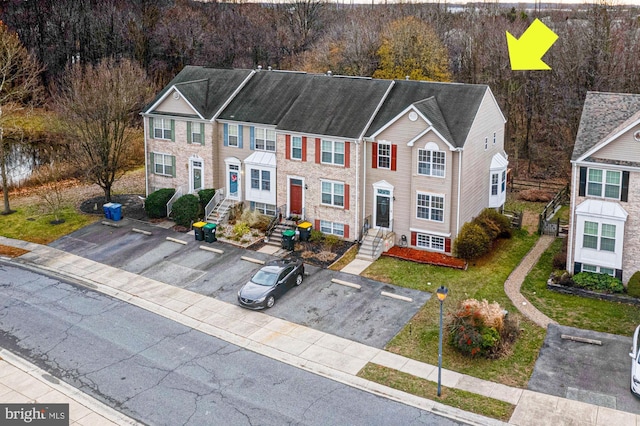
[413, 97, 455, 145]
[143, 66, 254, 119]
[572, 91, 640, 162]
[219, 70, 311, 125]
[276, 75, 393, 139]
[365, 80, 488, 148]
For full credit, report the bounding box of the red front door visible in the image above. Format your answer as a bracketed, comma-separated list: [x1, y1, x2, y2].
[290, 179, 303, 215]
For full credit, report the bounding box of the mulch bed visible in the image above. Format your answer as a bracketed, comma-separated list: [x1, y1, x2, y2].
[79, 194, 148, 221]
[382, 246, 467, 270]
[285, 240, 355, 268]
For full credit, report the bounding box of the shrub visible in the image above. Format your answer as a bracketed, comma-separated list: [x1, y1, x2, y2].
[144, 188, 175, 219]
[198, 189, 215, 209]
[453, 222, 490, 260]
[476, 208, 512, 239]
[447, 299, 518, 359]
[572, 272, 624, 294]
[309, 229, 324, 242]
[233, 222, 250, 238]
[627, 272, 640, 298]
[324, 234, 341, 247]
[172, 194, 200, 227]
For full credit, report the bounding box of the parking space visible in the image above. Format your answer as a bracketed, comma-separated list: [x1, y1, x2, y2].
[49, 219, 430, 349]
[528, 324, 640, 414]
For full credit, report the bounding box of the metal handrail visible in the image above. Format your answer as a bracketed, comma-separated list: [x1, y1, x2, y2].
[166, 185, 184, 217]
[359, 215, 371, 244]
[265, 204, 286, 241]
[371, 226, 384, 257]
[205, 188, 225, 220]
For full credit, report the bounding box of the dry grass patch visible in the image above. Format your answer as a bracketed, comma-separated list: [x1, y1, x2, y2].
[0, 244, 29, 257]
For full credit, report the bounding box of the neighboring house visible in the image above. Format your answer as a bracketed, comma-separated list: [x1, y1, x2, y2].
[567, 91, 640, 284]
[141, 66, 508, 254]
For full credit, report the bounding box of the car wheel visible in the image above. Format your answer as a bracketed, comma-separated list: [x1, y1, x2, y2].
[266, 295, 275, 308]
[295, 273, 303, 286]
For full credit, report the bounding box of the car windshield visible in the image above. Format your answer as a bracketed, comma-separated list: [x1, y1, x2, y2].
[251, 270, 278, 286]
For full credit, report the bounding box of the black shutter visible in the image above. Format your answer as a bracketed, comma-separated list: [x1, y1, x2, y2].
[621, 171, 629, 202]
[615, 269, 623, 280]
[573, 262, 582, 275]
[578, 167, 587, 197]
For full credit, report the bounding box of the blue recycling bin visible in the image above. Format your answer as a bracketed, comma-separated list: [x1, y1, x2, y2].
[110, 203, 122, 221]
[103, 202, 114, 220]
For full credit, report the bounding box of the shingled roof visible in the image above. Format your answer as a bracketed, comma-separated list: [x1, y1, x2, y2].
[143, 66, 254, 119]
[275, 75, 393, 139]
[365, 80, 488, 148]
[572, 91, 640, 161]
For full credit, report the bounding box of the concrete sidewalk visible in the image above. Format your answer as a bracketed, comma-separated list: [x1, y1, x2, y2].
[1, 236, 638, 426]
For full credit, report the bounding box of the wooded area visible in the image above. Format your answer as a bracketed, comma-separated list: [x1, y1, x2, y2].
[1, 0, 639, 180]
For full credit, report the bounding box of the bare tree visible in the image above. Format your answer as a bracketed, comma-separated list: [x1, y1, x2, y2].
[0, 23, 44, 215]
[56, 58, 154, 203]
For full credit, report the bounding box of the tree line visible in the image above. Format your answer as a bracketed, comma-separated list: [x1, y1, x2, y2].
[1, 0, 639, 182]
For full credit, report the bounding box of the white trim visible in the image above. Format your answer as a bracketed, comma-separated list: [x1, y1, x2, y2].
[286, 176, 305, 218]
[576, 117, 640, 162]
[456, 148, 462, 237]
[407, 126, 456, 151]
[224, 157, 242, 200]
[188, 156, 204, 194]
[359, 81, 395, 141]
[416, 145, 447, 179]
[409, 227, 451, 238]
[372, 180, 394, 230]
[416, 191, 445, 222]
[370, 104, 430, 139]
[144, 87, 205, 120]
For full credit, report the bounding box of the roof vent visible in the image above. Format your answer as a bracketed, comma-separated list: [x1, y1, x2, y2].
[405, 76, 410, 80]
[327, 70, 333, 76]
[635, 130, 640, 142]
[257, 65, 262, 71]
[268, 66, 272, 71]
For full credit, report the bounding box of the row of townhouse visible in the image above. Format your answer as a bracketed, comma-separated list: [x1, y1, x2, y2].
[142, 66, 508, 255]
[567, 91, 640, 284]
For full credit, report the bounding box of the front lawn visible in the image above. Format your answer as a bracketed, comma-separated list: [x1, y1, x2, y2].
[362, 230, 546, 387]
[521, 238, 640, 336]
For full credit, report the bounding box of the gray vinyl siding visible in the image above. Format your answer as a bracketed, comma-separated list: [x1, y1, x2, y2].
[458, 89, 506, 228]
[591, 125, 640, 162]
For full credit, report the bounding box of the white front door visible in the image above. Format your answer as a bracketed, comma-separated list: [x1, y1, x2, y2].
[189, 159, 203, 193]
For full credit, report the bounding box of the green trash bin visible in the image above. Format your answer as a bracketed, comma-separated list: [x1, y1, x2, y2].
[282, 229, 296, 250]
[203, 223, 217, 243]
[297, 221, 312, 242]
[193, 221, 206, 241]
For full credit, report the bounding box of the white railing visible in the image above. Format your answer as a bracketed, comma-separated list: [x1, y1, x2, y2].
[205, 187, 225, 219]
[166, 185, 184, 218]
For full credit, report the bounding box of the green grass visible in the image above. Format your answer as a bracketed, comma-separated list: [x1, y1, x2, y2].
[521, 238, 640, 337]
[358, 364, 514, 421]
[362, 230, 546, 387]
[329, 244, 358, 271]
[0, 204, 98, 244]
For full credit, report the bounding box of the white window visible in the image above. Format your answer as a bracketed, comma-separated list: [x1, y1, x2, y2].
[583, 221, 615, 252]
[154, 118, 172, 140]
[587, 169, 621, 199]
[291, 136, 302, 160]
[378, 142, 391, 169]
[253, 202, 276, 216]
[191, 122, 202, 144]
[417, 193, 444, 222]
[321, 180, 344, 207]
[256, 128, 276, 151]
[416, 234, 445, 251]
[321, 140, 345, 166]
[250, 169, 270, 191]
[417, 149, 445, 177]
[228, 124, 239, 147]
[320, 220, 344, 237]
[501, 170, 506, 193]
[153, 153, 174, 176]
[581, 264, 615, 276]
[491, 173, 499, 196]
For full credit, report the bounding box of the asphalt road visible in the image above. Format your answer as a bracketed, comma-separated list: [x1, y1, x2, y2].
[49, 219, 431, 348]
[528, 324, 640, 414]
[0, 262, 462, 426]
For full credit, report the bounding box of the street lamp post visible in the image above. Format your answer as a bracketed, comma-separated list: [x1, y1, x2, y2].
[436, 285, 448, 397]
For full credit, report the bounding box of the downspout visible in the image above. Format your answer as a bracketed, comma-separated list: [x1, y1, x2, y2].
[355, 138, 360, 241]
[362, 139, 367, 239]
[456, 148, 463, 237]
[567, 161, 577, 275]
[142, 114, 149, 196]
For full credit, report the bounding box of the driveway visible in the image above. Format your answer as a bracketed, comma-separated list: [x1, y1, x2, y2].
[49, 218, 430, 349]
[528, 324, 640, 414]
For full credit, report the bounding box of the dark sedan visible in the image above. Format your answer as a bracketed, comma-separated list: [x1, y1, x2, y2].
[237, 259, 305, 309]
